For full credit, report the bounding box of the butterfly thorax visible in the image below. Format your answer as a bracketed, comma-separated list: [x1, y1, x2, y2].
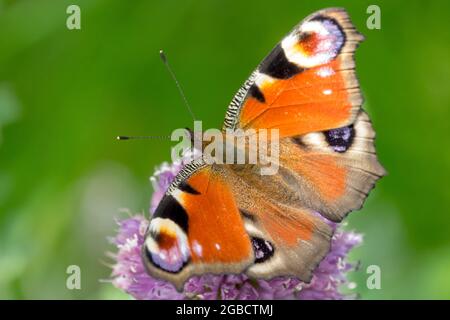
[189, 130, 279, 167]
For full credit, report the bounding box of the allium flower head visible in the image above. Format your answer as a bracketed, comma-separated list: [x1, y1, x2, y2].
[111, 150, 362, 300]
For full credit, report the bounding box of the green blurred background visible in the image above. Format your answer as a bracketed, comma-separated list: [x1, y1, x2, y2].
[0, 0, 449, 299]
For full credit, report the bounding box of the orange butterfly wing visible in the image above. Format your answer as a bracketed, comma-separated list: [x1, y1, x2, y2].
[181, 167, 252, 265]
[142, 161, 253, 290]
[224, 8, 363, 138]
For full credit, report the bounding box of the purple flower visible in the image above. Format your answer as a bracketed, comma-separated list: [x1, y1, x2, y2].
[111, 151, 362, 300]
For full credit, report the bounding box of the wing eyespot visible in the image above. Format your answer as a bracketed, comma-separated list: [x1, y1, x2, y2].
[143, 218, 191, 274]
[251, 237, 275, 263]
[324, 124, 355, 153]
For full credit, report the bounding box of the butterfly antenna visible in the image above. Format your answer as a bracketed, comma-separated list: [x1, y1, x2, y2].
[117, 50, 194, 141]
[159, 49, 196, 122]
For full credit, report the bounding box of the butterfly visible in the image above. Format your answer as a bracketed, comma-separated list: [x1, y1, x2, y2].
[141, 7, 386, 291]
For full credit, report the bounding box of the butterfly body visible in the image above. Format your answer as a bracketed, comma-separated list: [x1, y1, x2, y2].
[142, 8, 386, 291]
